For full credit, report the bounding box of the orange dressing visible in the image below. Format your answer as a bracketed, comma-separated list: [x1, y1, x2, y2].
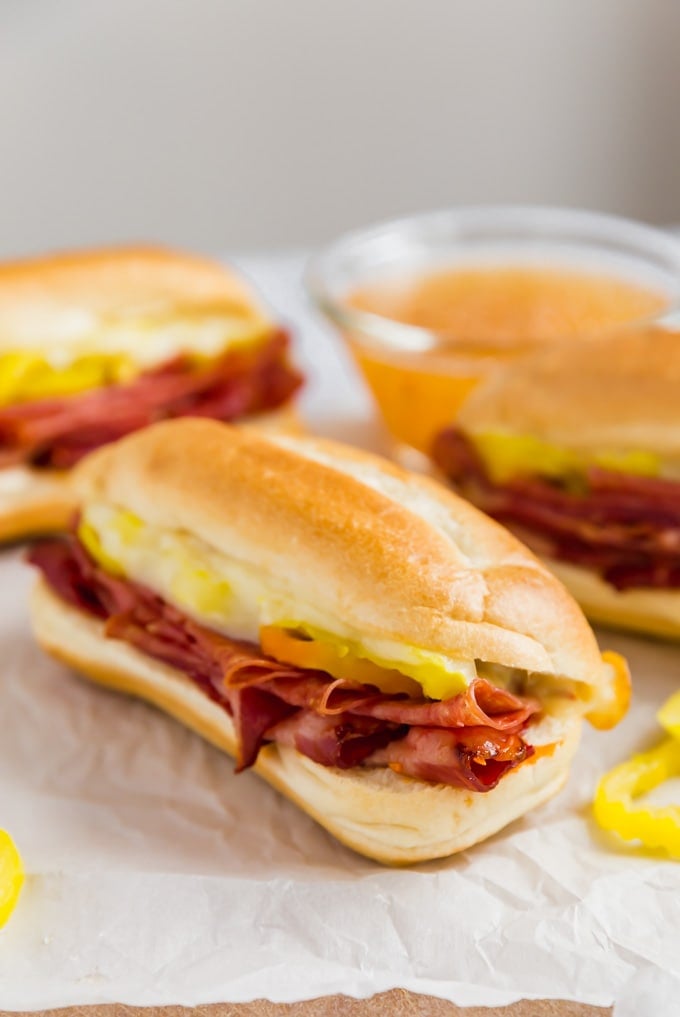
[346, 266, 667, 453]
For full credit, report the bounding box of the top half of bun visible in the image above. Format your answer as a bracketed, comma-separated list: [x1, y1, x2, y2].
[73, 418, 611, 694]
[0, 246, 272, 349]
[457, 328, 680, 467]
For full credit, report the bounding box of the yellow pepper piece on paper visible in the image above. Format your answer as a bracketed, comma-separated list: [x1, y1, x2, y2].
[0, 830, 24, 928]
[593, 737, 680, 858]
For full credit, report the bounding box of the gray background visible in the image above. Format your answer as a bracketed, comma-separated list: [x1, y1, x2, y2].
[2, 0, 680, 258]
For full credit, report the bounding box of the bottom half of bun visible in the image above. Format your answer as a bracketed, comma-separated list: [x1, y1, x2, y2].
[0, 467, 75, 542]
[546, 559, 680, 642]
[31, 579, 583, 864]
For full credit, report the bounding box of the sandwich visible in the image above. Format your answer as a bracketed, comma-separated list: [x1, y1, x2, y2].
[0, 246, 302, 542]
[28, 419, 629, 864]
[432, 329, 680, 640]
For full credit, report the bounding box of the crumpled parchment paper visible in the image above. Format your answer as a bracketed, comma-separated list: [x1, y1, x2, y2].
[0, 254, 678, 1013]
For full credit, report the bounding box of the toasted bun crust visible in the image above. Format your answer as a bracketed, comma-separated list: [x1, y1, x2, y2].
[31, 579, 582, 864]
[0, 246, 270, 347]
[72, 418, 610, 695]
[0, 467, 74, 542]
[457, 329, 680, 470]
[545, 558, 680, 641]
[237, 403, 303, 438]
[0, 410, 302, 545]
[0, 250, 301, 542]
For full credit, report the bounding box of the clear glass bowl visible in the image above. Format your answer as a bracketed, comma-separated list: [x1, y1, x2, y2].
[306, 206, 680, 466]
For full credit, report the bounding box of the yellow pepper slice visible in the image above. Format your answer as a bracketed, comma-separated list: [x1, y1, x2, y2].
[0, 351, 137, 406]
[585, 651, 631, 731]
[259, 626, 423, 696]
[0, 830, 24, 928]
[658, 691, 680, 740]
[78, 519, 124, 576]
[593, 737, 680, 858]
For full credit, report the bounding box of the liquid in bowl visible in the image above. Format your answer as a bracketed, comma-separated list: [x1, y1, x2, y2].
[345, 264, 669, 457]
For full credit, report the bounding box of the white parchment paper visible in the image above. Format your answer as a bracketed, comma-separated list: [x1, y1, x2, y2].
[0, 254, 679, 1012]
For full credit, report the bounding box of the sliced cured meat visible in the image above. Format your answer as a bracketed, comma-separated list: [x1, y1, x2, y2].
[28, 534, 537, 790]
[0, 332, 302, 470]
[262, 673, 538, 731]
[368, 726, 532, 789]
[433, 427, 680, 590]
[268, 710, 408, 770]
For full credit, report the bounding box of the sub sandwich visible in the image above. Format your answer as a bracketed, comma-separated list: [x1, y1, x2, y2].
[0, 246, 301, 542]
[28, 419, 629, 863]
[433, 330, 680, 640]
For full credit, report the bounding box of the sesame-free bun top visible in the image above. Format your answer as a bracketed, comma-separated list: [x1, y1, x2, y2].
[457, 329, 680, 470]
[73, 418, 611, 697]
[0, 245, 271, 350]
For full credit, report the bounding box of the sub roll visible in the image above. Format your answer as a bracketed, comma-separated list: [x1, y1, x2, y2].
[28, 419, 628, 863]
[0, 247, 302, 541]
[432, 330, 680, 640]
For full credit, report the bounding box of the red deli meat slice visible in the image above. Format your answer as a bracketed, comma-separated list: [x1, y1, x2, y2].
[267, 710, 408, 770]
[28, 535, 537, 790]
[268, 711, 530, 788]
[262, 673, 538, 731]
[432, 427, 680, 591]
[368, 726, 532, 789]
[0, 331, 302, 470]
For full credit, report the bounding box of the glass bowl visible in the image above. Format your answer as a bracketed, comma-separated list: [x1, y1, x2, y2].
[306, 206, 680, 467]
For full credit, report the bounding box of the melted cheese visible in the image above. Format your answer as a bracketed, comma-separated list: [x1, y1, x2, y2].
[0, 313, 271, 406]
[79, 505, 476, 698]
[471, 430, 660, 484]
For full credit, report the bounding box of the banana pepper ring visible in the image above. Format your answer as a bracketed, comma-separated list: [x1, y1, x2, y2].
[657, 691, 680, 741]
[594, 737, 680, 858]
[0, 830, 24, 928]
